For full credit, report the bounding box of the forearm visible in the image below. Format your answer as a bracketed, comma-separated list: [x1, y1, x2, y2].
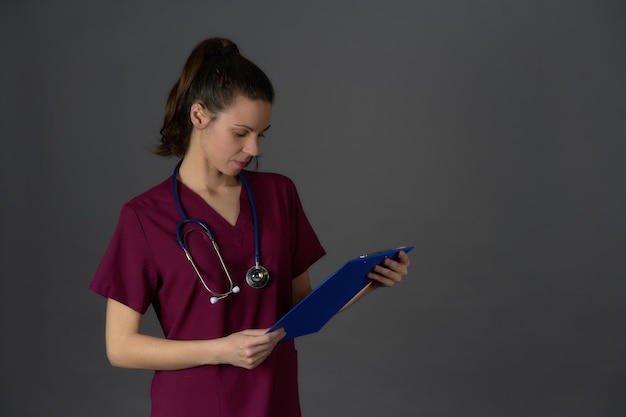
[106, 332, 226, 371]
[339, 282, 377, 312]
[104, 298, 226, 371]
[104, 298, 284, 371]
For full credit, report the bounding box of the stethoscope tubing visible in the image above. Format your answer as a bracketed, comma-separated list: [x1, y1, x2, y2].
[172, 159, 259, 260]
[171, 159, 267, 301]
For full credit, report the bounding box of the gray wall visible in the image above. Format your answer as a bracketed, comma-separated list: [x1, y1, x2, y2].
[1, 1, 625, 416]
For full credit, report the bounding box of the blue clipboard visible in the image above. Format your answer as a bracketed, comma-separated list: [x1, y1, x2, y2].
[267, 246, 414, 341]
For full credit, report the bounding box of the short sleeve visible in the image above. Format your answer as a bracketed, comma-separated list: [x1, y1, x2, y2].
[89, 203, 158, 314]
[287, 179, 326, 277]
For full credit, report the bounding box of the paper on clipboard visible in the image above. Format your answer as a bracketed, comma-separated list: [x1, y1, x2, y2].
[267, 246, 414, 341]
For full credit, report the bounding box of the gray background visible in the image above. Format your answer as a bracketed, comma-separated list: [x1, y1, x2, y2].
[1, 1, 625, 416]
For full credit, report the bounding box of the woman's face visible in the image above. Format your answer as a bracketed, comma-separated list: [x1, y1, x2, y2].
[191, 95, 272, 177]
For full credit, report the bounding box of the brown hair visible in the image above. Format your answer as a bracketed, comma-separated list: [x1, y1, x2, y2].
[153, 38, 275, 157]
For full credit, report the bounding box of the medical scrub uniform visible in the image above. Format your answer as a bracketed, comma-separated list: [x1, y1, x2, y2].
[90, 170, 326, 417]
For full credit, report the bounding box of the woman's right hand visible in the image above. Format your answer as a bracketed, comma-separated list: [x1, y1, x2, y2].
[219, 328, 286, 369]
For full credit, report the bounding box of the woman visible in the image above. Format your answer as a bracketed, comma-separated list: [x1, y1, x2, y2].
[90, 37, 410, 417]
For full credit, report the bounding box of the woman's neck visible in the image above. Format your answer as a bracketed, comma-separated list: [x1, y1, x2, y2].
[178, 156, 239, 196]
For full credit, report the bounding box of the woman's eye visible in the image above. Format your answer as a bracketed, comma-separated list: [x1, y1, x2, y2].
[234, 131, 247, 138]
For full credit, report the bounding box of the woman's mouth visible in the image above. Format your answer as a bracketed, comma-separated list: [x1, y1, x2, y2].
[233, 159, 250, 168]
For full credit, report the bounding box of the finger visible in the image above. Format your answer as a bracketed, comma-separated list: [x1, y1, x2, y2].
[240, 332, 284, 351]
[377, 263, 401, 278]
[240, 327, 283, 340]
[367, 266, 401, 287]
[259, 329, 286, 345]
[264, 327, 286, 338]
[383, 257, 409, 276]
[236, 341, 272, 367]
[239, 333, 283, 369]
[396, 250, 411, 267]
[239, 328, 270, 337]
[270, 328, 287, 341]
[367, 272, 396, 287]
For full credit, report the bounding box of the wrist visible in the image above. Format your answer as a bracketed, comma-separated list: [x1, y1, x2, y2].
[199, 338, 226, 366]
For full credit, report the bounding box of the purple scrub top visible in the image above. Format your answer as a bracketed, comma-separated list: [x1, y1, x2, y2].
[90, 170, 326, 417]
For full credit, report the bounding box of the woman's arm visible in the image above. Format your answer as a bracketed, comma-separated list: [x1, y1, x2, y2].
[290, 250, 411, 312]
[291, 270, 313, 306]
[105, 298, 285, 371]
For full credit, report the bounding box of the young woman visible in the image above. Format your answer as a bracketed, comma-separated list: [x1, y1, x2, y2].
[90, 37, 410, 417]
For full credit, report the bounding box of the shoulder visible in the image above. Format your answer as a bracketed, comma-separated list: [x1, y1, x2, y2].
[123, 177, 172, 215]
[241, 170, 298, 193]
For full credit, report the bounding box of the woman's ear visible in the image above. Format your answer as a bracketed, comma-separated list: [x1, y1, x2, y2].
[190, 102, 211, 128]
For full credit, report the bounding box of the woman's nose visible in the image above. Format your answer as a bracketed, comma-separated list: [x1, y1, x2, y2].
[244, 136, 260, 156]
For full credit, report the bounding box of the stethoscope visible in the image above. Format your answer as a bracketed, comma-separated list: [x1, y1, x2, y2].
[172, 159, 270, 304]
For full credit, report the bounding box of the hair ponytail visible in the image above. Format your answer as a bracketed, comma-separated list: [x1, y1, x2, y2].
[153, 38, 274, 157]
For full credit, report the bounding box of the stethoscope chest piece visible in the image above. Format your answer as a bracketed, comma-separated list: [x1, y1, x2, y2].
[246, 265, 270, 288]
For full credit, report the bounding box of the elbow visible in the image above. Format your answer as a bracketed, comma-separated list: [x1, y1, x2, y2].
[106, 354, 123, 368]
[105, 344, 125, 368]
[105, 337, 132, 368]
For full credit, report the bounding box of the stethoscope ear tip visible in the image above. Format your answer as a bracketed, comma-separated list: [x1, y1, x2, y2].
[210, 297, 219, 304]
[233, 286, 241, 293]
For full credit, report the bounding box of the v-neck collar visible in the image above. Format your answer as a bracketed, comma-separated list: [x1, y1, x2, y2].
[176, 179, 252, 235]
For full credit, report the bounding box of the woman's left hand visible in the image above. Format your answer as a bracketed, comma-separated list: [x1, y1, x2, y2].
[366, 249, 411, 288]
